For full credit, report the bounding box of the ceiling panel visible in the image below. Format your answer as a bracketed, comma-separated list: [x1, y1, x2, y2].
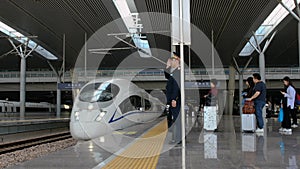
[0, 0, 298, 71]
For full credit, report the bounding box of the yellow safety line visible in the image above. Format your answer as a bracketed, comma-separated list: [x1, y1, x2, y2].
[102, 119, 167, 169]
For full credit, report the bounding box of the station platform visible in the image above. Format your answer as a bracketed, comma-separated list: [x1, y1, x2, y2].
[8, 115, 300, 169]
[0, 117, 70, 142]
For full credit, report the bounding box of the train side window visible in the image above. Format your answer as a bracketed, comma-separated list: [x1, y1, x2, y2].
[119, 95, 142, 113]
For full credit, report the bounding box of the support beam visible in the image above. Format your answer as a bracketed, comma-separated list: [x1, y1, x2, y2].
[211, 30, 215, 75]
[248, 40, 260, 53]
[252, 31, 277, 82]
[62, 34, 66, 83]
[179, 0, 186, 168]
[20, 54, 26, 119]
[6, 38, 37, 119]
[238, 74, 243, 116]
[56, 77, 61, 118]
[262, 31, 277, 54]
[295, 0, 300, 68]
[85, 33, 87, 82]
[227, 65, 236, 115]
[278, 0, 300, 22]
[298, 21, 300, 68]
[233, 56, 253, 115]
[47, 60, 62, 118]
[259, 53, 266, 83]
[280, 0, 300, 67]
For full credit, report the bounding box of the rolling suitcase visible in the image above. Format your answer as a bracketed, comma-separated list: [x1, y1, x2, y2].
[204, 106, 217, 131]
[241, 114, 256, 132]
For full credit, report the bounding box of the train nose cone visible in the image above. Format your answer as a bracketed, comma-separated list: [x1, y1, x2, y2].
[70, 121, 111, 140]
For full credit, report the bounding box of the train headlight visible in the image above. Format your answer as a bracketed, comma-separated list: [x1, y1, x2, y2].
[74, 111, 80, 121]
[95, 110, 106, 122]
[88, 104, 94, 110]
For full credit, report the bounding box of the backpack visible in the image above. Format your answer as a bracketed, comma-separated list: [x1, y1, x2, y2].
[296, 92, 300, 105]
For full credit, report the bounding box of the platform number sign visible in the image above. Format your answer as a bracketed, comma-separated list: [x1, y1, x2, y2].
[57, 83, 85, 90]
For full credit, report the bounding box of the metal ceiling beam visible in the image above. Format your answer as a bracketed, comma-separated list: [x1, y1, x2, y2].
[215, 0, 239, 45]
[279, 0, 300, 67]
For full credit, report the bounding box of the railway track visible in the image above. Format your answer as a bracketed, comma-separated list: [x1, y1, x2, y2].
[0, 131, 72, 154]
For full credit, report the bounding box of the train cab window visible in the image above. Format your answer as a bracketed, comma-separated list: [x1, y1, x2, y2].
[79, 82, 120, 103]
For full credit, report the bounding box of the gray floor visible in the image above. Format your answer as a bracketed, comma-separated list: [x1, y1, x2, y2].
[9, 115, 300, 169]
[158, 115, 300, 169]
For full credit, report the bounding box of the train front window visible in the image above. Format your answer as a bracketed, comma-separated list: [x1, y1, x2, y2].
[79, 82, 120, 102]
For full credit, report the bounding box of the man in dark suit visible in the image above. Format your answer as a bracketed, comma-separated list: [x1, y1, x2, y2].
[164, 52, 181, 144]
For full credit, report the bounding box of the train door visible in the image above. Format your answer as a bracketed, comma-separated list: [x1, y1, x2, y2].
[140, 92, 153, 122]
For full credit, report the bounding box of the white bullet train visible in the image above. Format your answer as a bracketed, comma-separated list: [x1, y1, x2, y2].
[70, 78, 165, 140]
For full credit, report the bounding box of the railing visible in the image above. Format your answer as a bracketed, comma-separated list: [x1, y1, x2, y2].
[0, 67, 299, 81]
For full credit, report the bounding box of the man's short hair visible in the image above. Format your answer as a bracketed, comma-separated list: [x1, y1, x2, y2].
[253, 73, 261, 80]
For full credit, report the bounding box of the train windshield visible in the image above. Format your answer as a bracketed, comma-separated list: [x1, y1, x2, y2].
[79, 82, 120, 103]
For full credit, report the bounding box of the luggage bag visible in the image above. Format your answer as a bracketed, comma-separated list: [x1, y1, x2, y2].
[241, 114, 256, 132]
[204, 106, 217, 131]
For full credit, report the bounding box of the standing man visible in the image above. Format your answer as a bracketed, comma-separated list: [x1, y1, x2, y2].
[164, 52, 181, 144]
[249, 73, 266, 133]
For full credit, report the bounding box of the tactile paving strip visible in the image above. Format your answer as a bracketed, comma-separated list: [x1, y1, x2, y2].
[102, 119, 167, 169]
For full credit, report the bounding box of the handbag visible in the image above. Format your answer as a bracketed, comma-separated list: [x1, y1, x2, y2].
[278, 108, 283, 122]
[242, 100, 255, 114]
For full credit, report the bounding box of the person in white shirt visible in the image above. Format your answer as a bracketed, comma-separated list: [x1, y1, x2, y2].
[279, 76, 296, 134]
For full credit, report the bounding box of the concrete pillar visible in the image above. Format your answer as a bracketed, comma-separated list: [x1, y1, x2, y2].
[298, 21, 300, 68]
[227, 65, 236, 115]
[20, 56, 26, 119]
[259, 53, 266, 83]
[57, 77, 61, 118]
[239, 74, 244, 115]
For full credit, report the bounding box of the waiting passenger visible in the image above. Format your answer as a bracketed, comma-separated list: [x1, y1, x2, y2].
[243, 77, 254, 99]
[248, 73, 266, 133]
[279, 76, 296, 134]
[164, 52, 181, 145]
[204, 79, 218, 106]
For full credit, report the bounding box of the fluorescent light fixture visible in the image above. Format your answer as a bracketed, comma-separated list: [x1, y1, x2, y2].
[239, 0, 300, 56]
[112, 0, 152, 58]
[0, 21, 58, 60]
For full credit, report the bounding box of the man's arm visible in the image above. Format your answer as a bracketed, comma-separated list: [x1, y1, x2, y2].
[164, 59, 172, 79]
[249, 91, 260, 101]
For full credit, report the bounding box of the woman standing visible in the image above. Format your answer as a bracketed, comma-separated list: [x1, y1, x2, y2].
[279, 76, 296, 134]
[204, 79, 218, 106]
[243, 77, 255, 99]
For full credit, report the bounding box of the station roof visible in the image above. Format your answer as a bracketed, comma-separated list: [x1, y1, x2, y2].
[0, 0, 298, 71]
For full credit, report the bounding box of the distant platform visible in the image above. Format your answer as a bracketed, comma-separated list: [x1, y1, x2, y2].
[0, 117, 70, 136]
